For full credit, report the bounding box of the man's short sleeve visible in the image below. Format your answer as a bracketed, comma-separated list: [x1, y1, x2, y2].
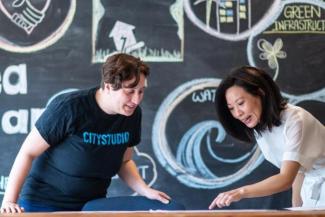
[35, 96, 73, 146]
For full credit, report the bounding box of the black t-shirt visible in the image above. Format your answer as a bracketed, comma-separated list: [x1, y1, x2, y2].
[20, 87, 141, 210]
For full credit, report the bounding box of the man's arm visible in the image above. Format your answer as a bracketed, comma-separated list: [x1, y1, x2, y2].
[118, 147, 170, 204]
[1, 128, 50, 213]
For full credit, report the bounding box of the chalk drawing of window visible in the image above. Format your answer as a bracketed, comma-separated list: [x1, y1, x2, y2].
[219, 0, 235, 24]
[0, 0, 76, 52]
[184, 0, 281, 41]
[92, 0, 184, 63]
[152, 78, 264, 189]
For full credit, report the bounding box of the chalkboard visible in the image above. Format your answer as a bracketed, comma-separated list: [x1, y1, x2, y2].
[0, 0, 324, 210]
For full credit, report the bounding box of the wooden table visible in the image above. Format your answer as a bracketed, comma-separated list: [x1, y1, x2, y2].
[1, 210, 325, 217]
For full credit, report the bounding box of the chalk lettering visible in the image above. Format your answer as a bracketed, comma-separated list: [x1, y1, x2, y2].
[0, 64, 27, 95]
[192, 89, 216, 103]
[284, 5, 321, 19]
[1, 108, 44, 134]
[138, 165, 149, 179]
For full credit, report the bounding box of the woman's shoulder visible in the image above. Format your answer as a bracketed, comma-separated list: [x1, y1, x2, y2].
[281, 104, 307, 122]
[282, 104, 324, 134]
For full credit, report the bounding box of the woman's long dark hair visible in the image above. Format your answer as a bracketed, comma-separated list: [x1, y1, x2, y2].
[215, 66, 287, 143]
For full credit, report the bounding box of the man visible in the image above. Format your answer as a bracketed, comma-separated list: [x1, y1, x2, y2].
[1, 53, 171, 213]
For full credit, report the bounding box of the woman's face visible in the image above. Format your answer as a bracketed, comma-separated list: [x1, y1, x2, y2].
[225, 85, 262, 128]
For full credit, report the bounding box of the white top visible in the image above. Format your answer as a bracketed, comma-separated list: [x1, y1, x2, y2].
[256, 104, 325, 174]
[256, 104, 325, 206]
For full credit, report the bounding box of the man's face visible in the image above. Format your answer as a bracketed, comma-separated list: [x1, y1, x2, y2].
[106, 73, 147, 116]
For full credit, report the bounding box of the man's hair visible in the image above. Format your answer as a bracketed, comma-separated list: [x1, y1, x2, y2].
[101, 53, 150, 90]
[215, 66, 287, 143]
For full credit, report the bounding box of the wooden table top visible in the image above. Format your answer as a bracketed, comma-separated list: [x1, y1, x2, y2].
[1, 210, 325, 217]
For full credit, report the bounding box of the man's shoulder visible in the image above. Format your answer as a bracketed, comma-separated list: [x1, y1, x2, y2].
[50, 87, 97, 108]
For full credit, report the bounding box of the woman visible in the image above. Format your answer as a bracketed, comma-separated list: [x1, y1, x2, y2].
[209, 66, 325, 209]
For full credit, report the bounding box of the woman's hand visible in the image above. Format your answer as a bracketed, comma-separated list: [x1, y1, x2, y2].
[0, 201, 24, 213]
[209, 188, 245, 209]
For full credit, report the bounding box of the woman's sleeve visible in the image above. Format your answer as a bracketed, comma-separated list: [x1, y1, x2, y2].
[282, 110, 319, 170]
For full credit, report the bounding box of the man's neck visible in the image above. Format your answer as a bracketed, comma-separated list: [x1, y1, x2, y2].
[95, 88, 116, 115]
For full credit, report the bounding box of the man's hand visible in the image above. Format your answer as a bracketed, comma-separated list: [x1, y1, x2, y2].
[0, 201, 24, 213]
[142, 187, 171, 204]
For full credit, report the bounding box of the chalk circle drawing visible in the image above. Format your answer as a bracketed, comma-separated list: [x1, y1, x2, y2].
[0, 0, 76, 53]
[92, 0, 183, 63]
[183, 0, 281, 41]
[247, 0, 325, 94]
[282, 87, 325, 109]
[47, 88, 158, 195]
[152, 78, 264, 189]
[109, 147, 158, 196]
[46, 88, 78, 106]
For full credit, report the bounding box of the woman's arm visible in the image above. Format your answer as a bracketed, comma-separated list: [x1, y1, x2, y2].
[292, 172, 304, 207]
[209, 160, 301, 209]
[118, 147, 170, 204]
[0, 128, 50, 213]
